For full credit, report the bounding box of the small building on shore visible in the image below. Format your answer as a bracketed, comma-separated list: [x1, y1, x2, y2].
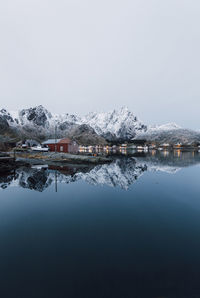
[42, 138, 79, 154]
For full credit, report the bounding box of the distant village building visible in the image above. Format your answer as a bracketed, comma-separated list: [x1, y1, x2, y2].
[131, 139, 147, 146]
[42, 138, 79, 154]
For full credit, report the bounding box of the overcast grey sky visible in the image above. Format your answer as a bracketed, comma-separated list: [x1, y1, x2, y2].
[0, 0, 200, 128]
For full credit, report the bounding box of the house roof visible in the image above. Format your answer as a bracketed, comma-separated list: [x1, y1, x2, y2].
[42, 139, 62, 145]
[58, 138, 71, 144]
[42, 138, 73, 145]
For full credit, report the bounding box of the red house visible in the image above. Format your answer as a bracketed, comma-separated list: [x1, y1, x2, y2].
[42, 138, 79, 154]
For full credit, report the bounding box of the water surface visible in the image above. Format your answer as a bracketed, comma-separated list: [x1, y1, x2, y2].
[0, 151, 200, 297]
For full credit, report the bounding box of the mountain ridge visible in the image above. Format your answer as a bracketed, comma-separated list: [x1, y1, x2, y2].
[1, 105, 200, 145]
[0, 105, 147, 142]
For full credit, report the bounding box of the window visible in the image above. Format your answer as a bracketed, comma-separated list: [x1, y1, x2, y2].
[60, 146, 63, 152]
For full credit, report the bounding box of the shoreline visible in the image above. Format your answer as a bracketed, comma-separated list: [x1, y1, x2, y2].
[11, 151, 113, 165]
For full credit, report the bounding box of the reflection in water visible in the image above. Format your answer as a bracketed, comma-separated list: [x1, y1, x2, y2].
[1, 151, 200, 297]
[0, 172, 16, 189]
[1, 151, 200, 191]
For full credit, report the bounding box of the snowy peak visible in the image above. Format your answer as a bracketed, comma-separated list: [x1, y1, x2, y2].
[18, 105, 80, 130]
[0, 108, 17, 125]
[135, 121, 200, 144]
[148, 123, 181, 132]
[19, 105, 52, 128]
[82, 106, 147, 141]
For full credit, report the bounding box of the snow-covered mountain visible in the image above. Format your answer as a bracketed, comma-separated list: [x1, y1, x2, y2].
[12, 105, 81, 138]
[135, 122, 200, 144]
[81, 106, 147, 141]
[0, 105, 147, 142]
[1, 105, 200, 144]
[147, 123, 181, 132]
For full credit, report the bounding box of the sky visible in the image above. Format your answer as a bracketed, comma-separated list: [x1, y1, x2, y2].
[0, 0, 200, 129]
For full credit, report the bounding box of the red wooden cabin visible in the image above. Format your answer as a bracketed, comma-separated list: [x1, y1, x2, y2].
[42, 138, 79, 154]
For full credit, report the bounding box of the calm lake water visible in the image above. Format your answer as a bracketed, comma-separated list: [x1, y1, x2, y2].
[1, 151, 200, 298]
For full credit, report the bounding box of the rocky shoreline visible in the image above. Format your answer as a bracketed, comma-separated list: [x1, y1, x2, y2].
[10, 151, 112, 165]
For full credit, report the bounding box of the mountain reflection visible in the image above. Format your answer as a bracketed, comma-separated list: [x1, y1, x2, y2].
[1, 151, 200, 191]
